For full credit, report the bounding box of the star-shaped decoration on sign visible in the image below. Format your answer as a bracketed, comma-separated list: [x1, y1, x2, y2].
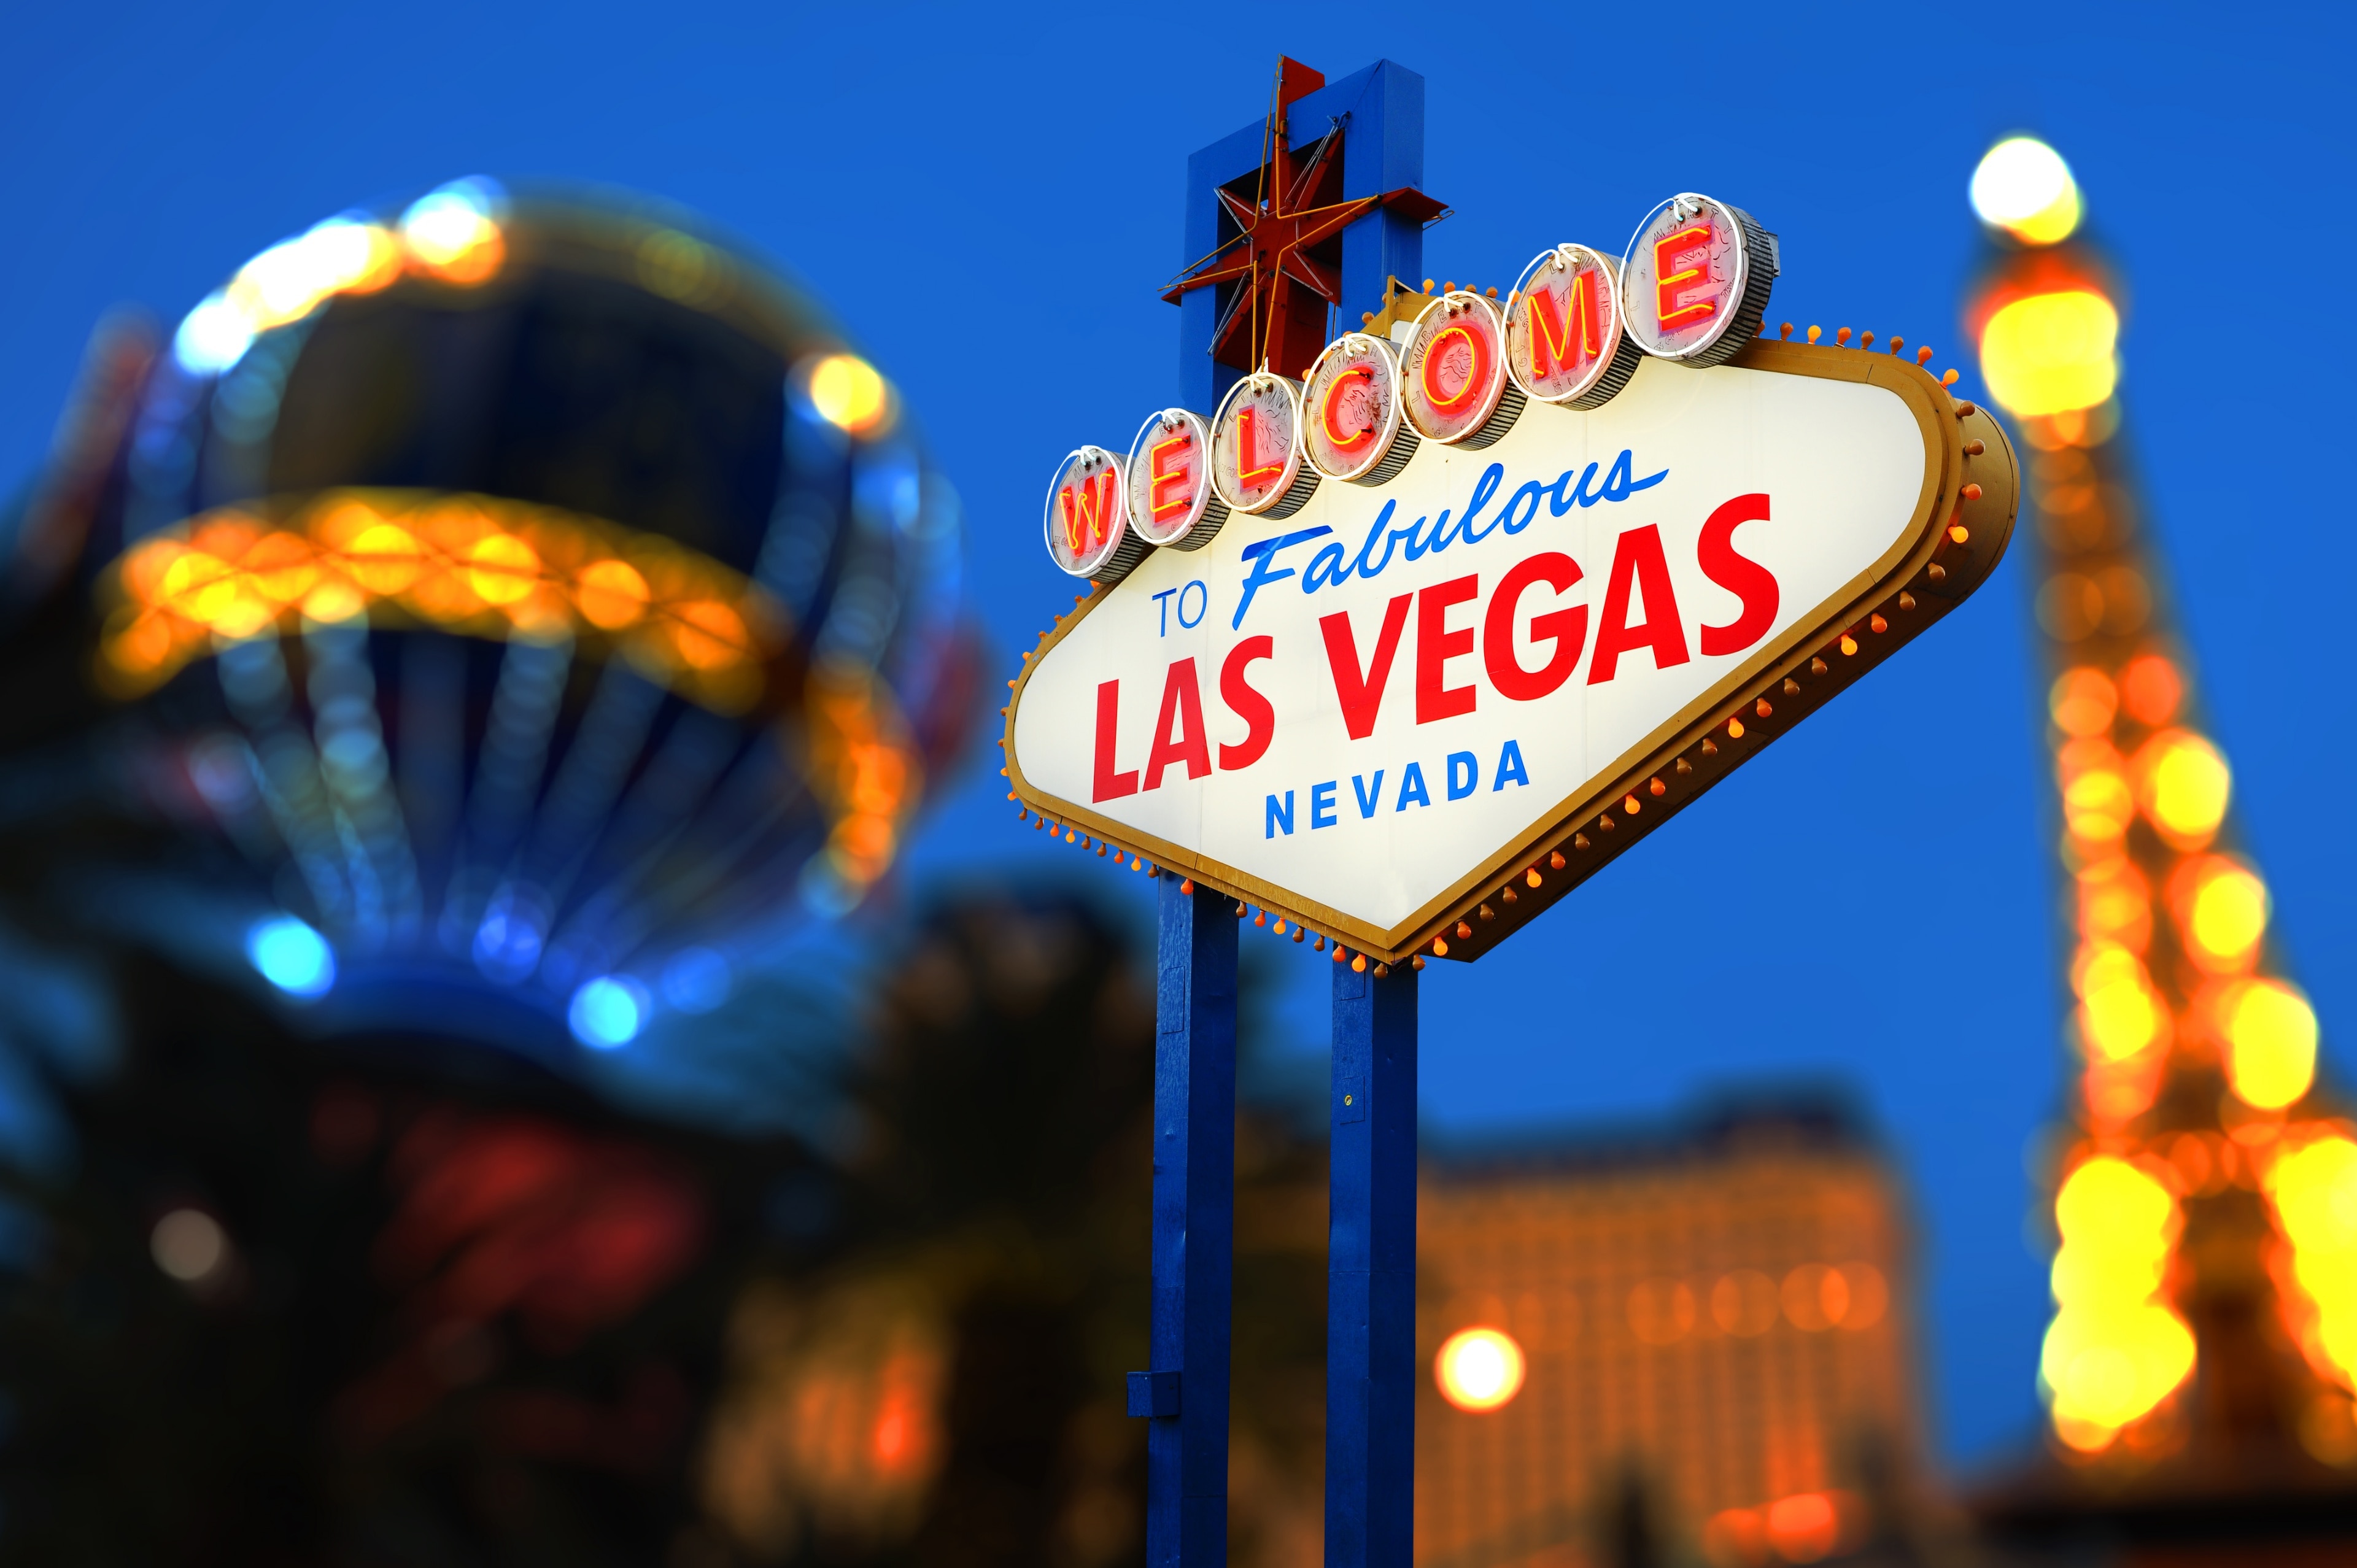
[1163, 58, 1449, 381]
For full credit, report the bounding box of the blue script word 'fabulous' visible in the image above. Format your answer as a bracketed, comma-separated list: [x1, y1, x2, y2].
[1266, 740, 1531, 838]
[1233, 450, 1667, 630]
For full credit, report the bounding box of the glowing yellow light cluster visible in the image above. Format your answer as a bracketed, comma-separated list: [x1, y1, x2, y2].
[2041, 1155, 2195, 1451]
[2135, 728, 2231, 848]
[99, 490, 782, 714]
[2054, 720, 2232, 857]
[2171, 855, 2268, 974]
[2074, 944, 2170, 1064]
[2221, 978, 2320, 1111]
[2264, 1132, 2357, 1391]
[805, 353, 894, 435]
[1434, 1326, 1526, 1413]
[1970, 136, 2084, 246]
[1979, 289, 2118, 418]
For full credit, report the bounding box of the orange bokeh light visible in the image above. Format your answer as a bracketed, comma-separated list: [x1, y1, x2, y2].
[2049, 667, 2116, 738]
[96, 490, 928, 897]
[98, 489, 784, 717]
[2119, 654, 2182, 727]
[2075, 856, 2152, 952]
[1764, 1491, 1843, 1563]
[576, 558, 652, 630]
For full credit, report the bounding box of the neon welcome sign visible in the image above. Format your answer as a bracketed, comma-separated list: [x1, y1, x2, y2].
[1010, 192, 2020, 970]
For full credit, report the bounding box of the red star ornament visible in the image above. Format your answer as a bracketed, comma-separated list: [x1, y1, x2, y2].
[1163, 59, 1448, 382]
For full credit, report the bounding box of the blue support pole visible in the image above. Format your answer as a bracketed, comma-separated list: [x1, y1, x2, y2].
[1327, 959, 1418, 1568]
[1159, 64, 1432, 1567]
[1131, 876, 1239, 1568]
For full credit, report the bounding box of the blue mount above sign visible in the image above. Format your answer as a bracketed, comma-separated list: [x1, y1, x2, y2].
[1174, 59, 1440, 413]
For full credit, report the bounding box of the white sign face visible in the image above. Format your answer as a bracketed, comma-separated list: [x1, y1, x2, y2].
[1010, 347, 1962, 956]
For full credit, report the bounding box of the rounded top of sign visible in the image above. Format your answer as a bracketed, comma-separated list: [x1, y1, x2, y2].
[1042, 446, 1132, 577]
[1125, 408, 1221, 547]
[1301, 333, 1409, 483]
[1505, 245, 1634, 407]
[1401, 292, 1509, 444]
[1210, 372, 1307, 515]
[1619, 194, 1778, 368]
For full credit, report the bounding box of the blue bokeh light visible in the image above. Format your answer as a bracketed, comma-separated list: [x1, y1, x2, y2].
[568, 976, 648, 1049]
[244, 916, 336, 998]
[660, 947, 732, 1014]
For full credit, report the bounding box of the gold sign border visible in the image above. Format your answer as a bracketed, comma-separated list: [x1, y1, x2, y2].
[1003, 340, 2020, 966]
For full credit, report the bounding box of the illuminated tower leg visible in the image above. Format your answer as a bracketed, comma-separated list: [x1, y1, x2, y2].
[1132, 876, 1237, 1568]
[1328, 959, 1418, 1568]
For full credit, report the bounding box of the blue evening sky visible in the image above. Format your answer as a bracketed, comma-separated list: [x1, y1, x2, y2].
[3, 0, 2350, 1470]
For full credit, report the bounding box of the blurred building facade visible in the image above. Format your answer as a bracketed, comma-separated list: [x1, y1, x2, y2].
[1414, 1103, 1925, 1568]
[1962, 140, 2357, 1561]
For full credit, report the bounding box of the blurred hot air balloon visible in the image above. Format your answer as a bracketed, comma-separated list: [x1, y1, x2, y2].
[0, 177, 979, 1067]
[0, 178, 982, 1562]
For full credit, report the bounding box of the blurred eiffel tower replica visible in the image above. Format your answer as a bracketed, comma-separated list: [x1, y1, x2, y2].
[1959, 139, 2357, 1562]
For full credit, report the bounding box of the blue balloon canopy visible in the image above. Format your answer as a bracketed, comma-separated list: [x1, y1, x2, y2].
[0, 178, 977, 1066]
